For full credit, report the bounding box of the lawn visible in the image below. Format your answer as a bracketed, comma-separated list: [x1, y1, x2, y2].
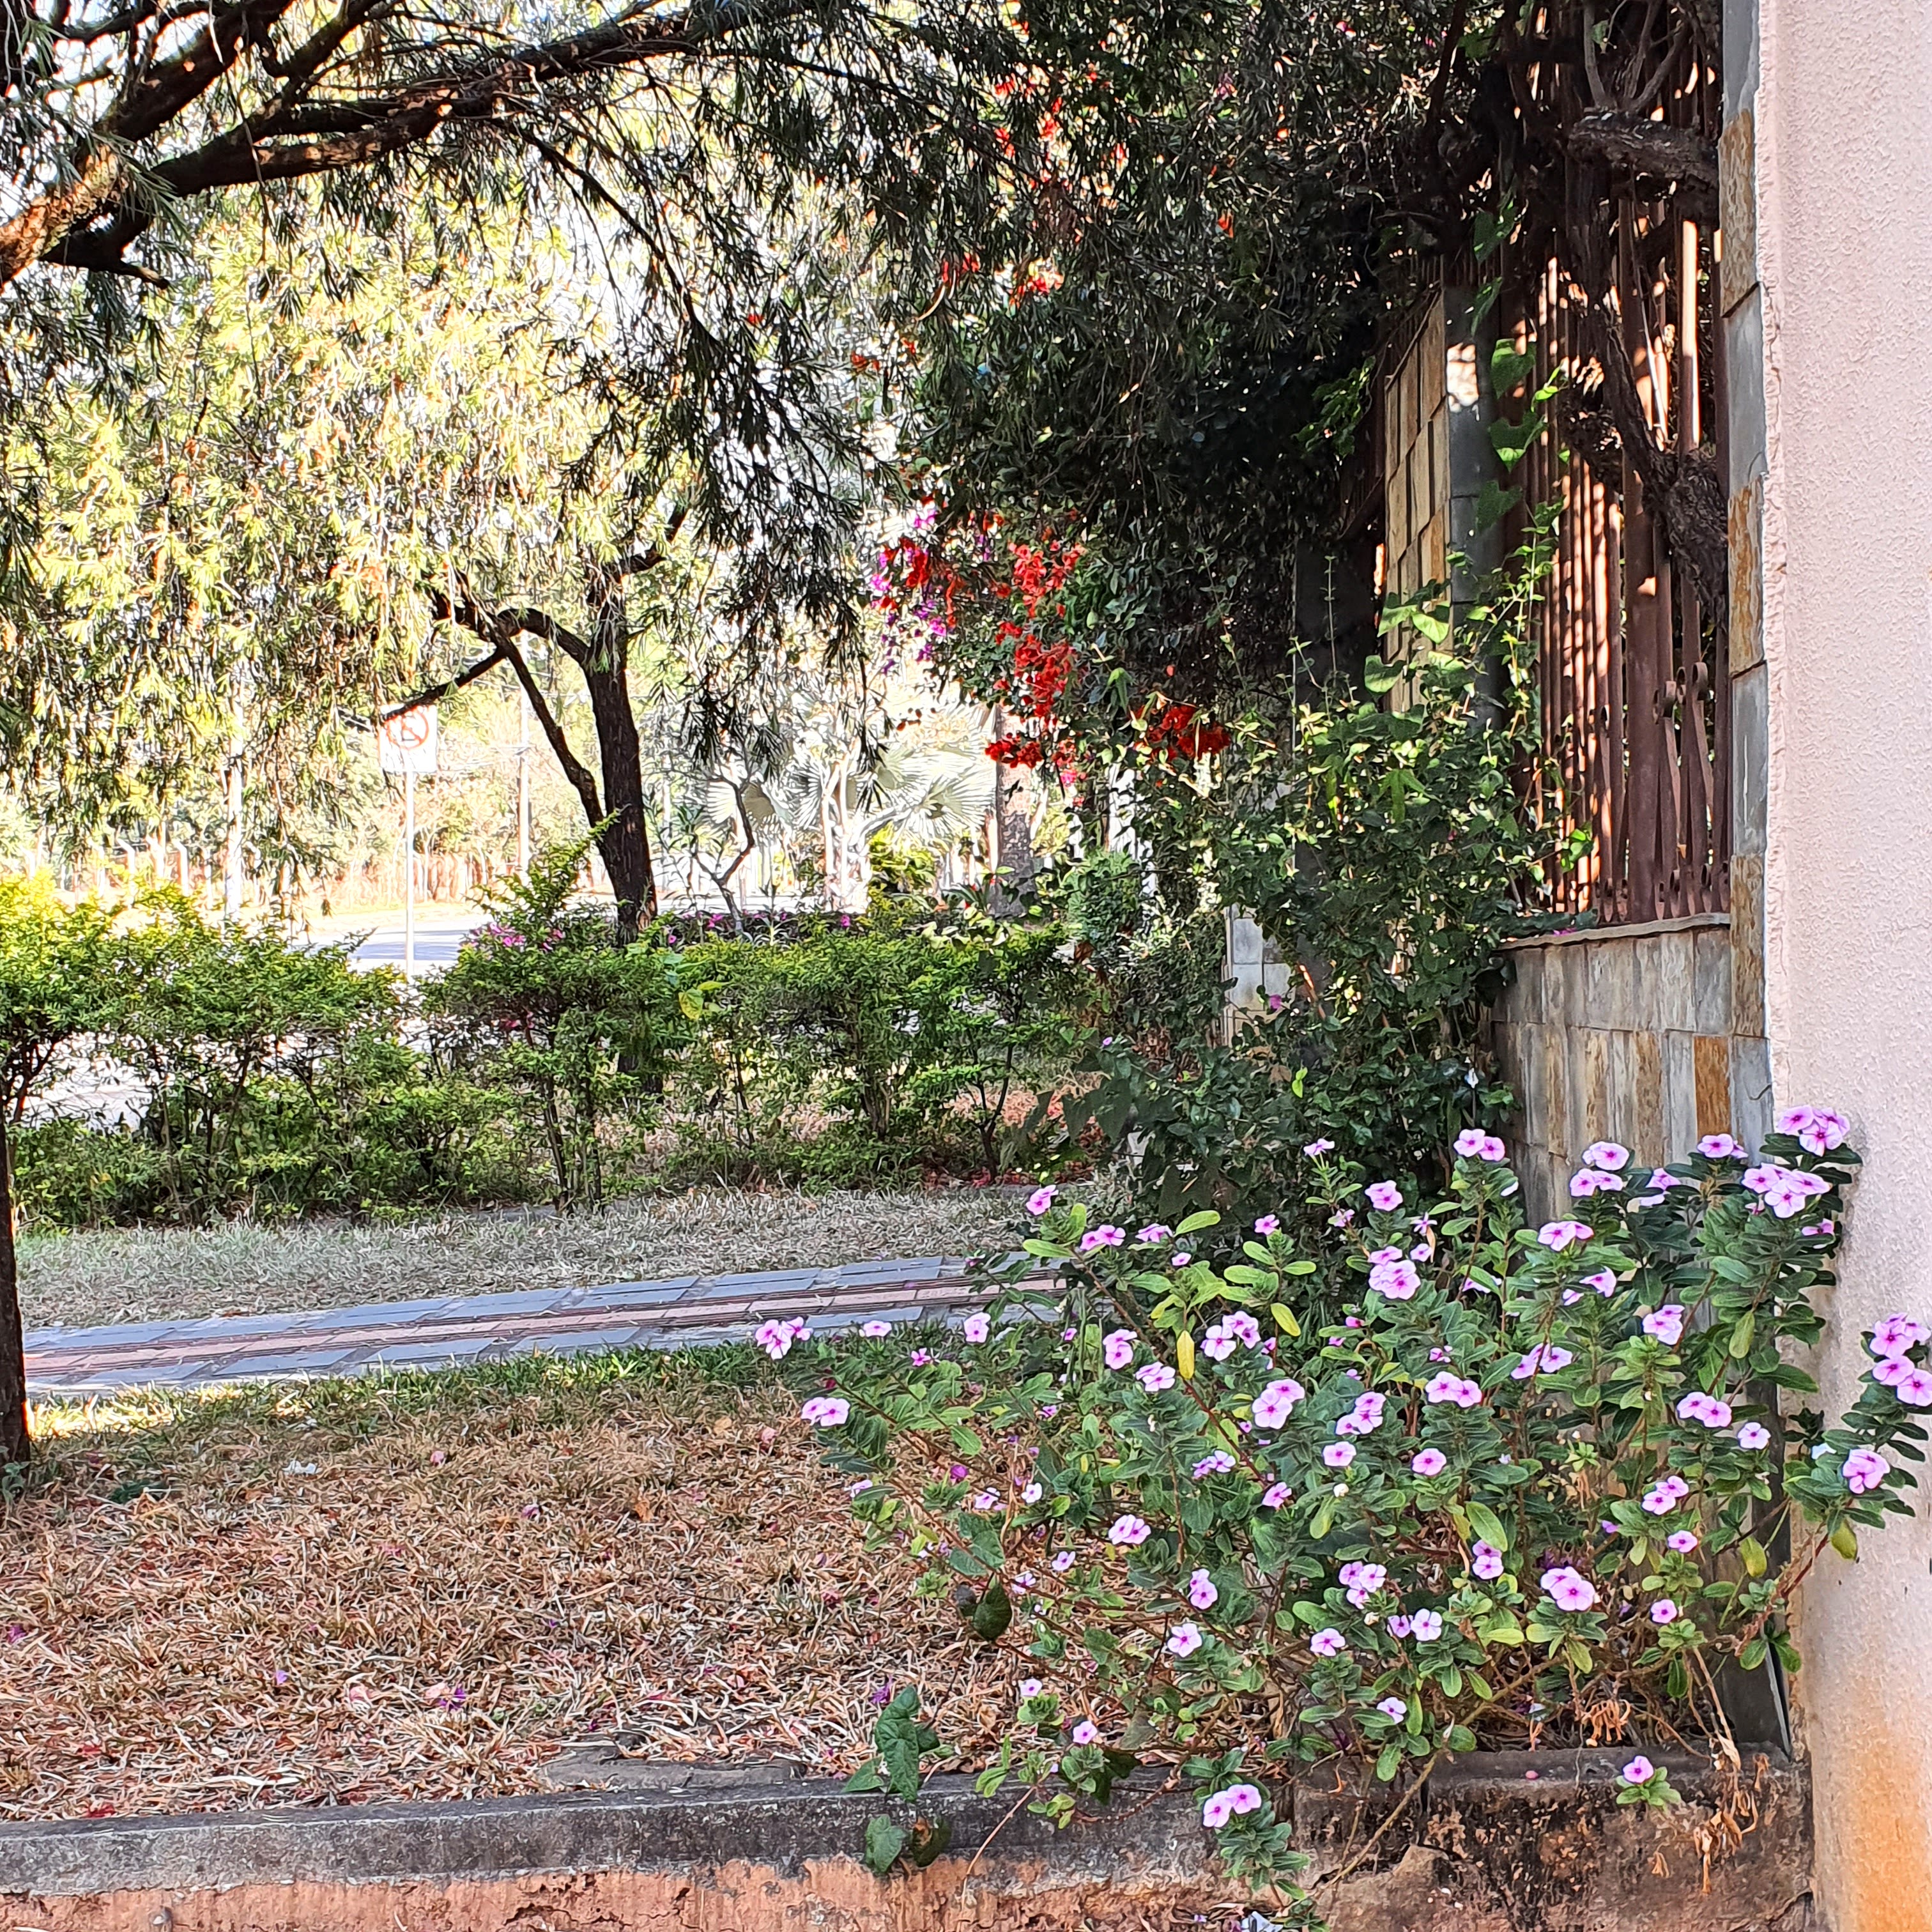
[0, 1348, 1017, 1821]
[19, 1184, 1029, 1331]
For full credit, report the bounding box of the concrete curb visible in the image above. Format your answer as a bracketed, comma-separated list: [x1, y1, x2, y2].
[0, 1751, 1813, 1932]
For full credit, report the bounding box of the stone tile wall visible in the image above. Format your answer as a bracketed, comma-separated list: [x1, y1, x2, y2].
[1489, 912, 1773, 1218]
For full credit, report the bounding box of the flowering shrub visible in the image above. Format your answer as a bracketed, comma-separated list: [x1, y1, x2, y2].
[800, 1111, 1922, 1902]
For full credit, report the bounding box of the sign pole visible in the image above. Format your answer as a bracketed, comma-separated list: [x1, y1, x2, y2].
[404, 767, 417, 979]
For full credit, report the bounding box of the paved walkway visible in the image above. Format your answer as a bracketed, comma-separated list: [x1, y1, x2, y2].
[24, 1257, 1026, 1396]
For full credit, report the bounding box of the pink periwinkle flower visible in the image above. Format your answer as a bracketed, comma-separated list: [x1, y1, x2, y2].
[1261, 1481, 1291, 1508]
[1369, 1257, 1420, 1300]
[971, 1491, 999, 1511]
[1537, 1220, 1593, 1251]
[1329, 1208, 1356, 1229]
[1777, 1105, 1850, 1154]
[1188, 1568, 1220, 1609]
[1873, 1314, 1931, 1359]
[1137, 1362, 1177, 1393]
[1022, 1480, 1045, 1503]
[1019, 1678, 1043, 1700]
[1108, 1514, 1152, 1546]
[1843, 1446, 1890, 1494]
[1698, 1135, 1740, 1160]
[1304, 1138, 1336, 1157]
[1136, 1223, 1172, 1245]
[1254, 1215, 1280, 1236]
[1411, 1609, 1445, 1641]
[1171, 1252, 1194, 1268]
[1071, 1719, 1100, 1745]
[1581, 1269, 1618, 1297]
[1540, 1565, 1598, 1611]
[1650, 1599, 1679, 1625]
[1412, 1447, 1448, 1477]
[1025, 1186, 1057, 1216]
[1581, 1140, 1630, 1172]
[1366, 1181, 1404, 1212]
[1454, 1128, 1489, 1158]
[1621, 1756, 1657, 1786]
[1377, 1696, 1408, 1720]
[756, 1319, 799, 1360]
[1643, 1305, 1687, 1346]
[1202, 1322, 1241, 1363]
[1666, 1529, 1699, 1552]
[1323, 1442, 1357, 1469]
[1308, 1627, 1346, 1659]
[1896, 1368, 1932, 1406]
[1676, 1392, 1734, 1429]
[1873, 1354, 1913, 1388]
[1737, 1422, 1772, 1450]
[909, 1348, 933, 1367]
[1387, 1614, 1413, 1638]
[1168, 1621, 1204, 1658]
[861, 1320, 893, 1338]
[1103, 1330, 1137, 1370]
[1050, 1551, 1077, 1573]
[1368, 1244, 1402, 1263]
[799, 1396, 850, 1427]
[1425, 1372, 1483, 1409]
[1252, 1378, 1306, 1429]
[1225, 1312, 1262, 1349]
[1471, 1541, 1505, 1581]
[1478, 1135, 1507, 1161]
[961, 1312, 991, 1344]
[1192, 1451, 1236, 1479]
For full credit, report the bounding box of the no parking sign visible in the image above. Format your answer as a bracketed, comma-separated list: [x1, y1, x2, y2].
[376, 706, 438, 776]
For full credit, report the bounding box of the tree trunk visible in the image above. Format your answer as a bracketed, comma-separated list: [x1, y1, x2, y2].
[578, 583, 657, 944]
[0, 1111, 29, 1470]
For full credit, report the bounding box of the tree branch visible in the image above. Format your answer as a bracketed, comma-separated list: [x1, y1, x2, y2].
[1566, 111, 1716, 192]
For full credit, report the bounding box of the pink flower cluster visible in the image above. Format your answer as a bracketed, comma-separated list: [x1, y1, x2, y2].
[1137, 1362, 1177, 1392]
[1869, 1314, 1932, 1406]
[1641, 1472, 1690, 1515]
[1742, 1162, 1831, 1220]
[756, 1317, 811, 1360]
[800, 1396, 849, 1427]
[1203, 1311, 1262, 1360]
[1338, 1560, 1386, 1606]
[1641, 1304, 1687, 1345]
[1336, 1390, 1387, 1436]
[1365, 1181, 1404, 1211]
[1108, 1514, 1151, 1545]
[1676, 1391, 1734, 1429]
[1775, 1105, 1850, 1155]
[1510, 1343, 1574, 1379]
[1192, 1450, 1236, 1478]
[1201, 1782, 1264, 1828]
[1080, 1224, 1126, 1253]
[1843, 1446, 1889, 1494]
[1537, 1220, 1593, 1251]
[1453, 1128, 1508, 1161]
[1369, 1255, 1421, 1300]
[1188, 1568, 1219, 1609]
[1424, 1371, 1483, 1408]
[1252, 1377, 1306, 1428]
[1540, 1565, 1598, 1611]
[1470, 1540, 1505, 1580]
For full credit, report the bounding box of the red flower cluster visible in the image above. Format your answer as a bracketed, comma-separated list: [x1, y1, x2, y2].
[1139, 701, 1232, 762]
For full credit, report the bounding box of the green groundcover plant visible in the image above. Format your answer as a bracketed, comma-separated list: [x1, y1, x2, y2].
[790, 1108, 1923, 1910]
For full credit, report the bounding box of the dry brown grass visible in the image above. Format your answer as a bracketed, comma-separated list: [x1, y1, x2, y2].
[0, 1356, 1024, 1821]
[19, 1186, 1029, 1331]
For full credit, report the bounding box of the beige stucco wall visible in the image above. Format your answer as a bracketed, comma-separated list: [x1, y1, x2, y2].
[1754, 1, 1932, 1926]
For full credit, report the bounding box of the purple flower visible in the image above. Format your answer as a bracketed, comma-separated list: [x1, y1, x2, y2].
[1025, 1186, 1057, 1215]
[1540, 1565, 1598, 1611]
[1070, 1718, 1100, 1745]
[1168, 1621, 1204, 1657]
[1411, 1447, 1448, 1477]
[1387, 1614, 1413, 1639]
[1621, 1755, 1657, 1786]
[1019, 1678, 1043, 1700]
[971, 1491, 999, 1511]
[1022, 1480, 1044, 1504]
[1471, 1541, 1505, 1581]
[1329, 1208, 1356, 1229]
[1135, 1223, 1172, 1245]
[861, 1320, 892, 1337]
[1843, 1446, 1889, 1494]
[1103, 1329, 1137, 1370]
[1366, 1182, 1404, 1212]
[1303, 1138, 1336, 1157]
[1308, 1627, 1346, 1658]
[1254, 1215, 1280, 1236]
[909, 1348, 933, 1367]
[1643, 1305, 1687, 1346]
[1188, 1568, 1219, 1609]
[1192, 1451, 1236, 1479]
[1171, 1252, 1194, 1268]
[1137, 1363, 1177, 1393]
[1108, 1514, 1152, 1546]
[1050, 1551, 1076, 1574]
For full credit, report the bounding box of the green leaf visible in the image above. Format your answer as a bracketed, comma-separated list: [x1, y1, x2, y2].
[1738, 1636, 1768, 1671]
[1175, 1210, 1222, 1235]
[1361, 653, 1402, 694]
[1489, 341, 1535, 395]
[1830, 1521, 1860, 1561]
[1465, 1501, 1510, 1552]
[1473, 479, 1521, 533]
[1739, 1535, 1768, 1579]
[1271, 1301, 1302, 1338]
[862, 1814, 907, 1876]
